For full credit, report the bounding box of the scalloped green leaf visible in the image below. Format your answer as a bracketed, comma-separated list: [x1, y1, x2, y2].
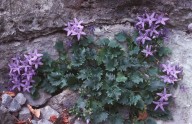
[108, 40, 119, 48]
[115, 32, 127, 42]
[116, 73, 127, 82]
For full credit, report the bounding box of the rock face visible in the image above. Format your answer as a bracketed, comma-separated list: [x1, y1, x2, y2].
[0, 0, 192, 83]
[19, 107, 32, 121]
[40, 105, 59, 120]
[0, 0, 191, 124]
[0, 106, 15, 124]
[37, 119, 53, 124]
[24, 90, 51, 107]
[48, 89, 78, 114]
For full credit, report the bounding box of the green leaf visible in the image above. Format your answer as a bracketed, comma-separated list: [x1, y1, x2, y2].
[131, 73, 143, 84]
[98, 38, 110, 46]
[54, 41, 64, 53]
[60, 78, 67, 88]
[158, 47, 172, 57]
[95, 112, 109, 123]
[148, 80, 165, 91]
[148, 67, 158, 76]
[116, 73, 127, 83]
[145, 117, 157, 124]
[108, 40, 119, 48]
[130, 94, 141, 106]
[115, 32, 127, 42]
[111, 115, 124, 124]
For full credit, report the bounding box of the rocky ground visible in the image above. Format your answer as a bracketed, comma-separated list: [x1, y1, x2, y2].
[0, 0, 192, 124]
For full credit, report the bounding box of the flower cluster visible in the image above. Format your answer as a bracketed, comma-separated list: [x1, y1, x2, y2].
[153, 88, 171, 111]
[64, 18, 86, 41]
[8, 50, 43, 92]
[135, 12, 169, 57]
[160, 63, 183, 84]
[153, 63, 183, 111]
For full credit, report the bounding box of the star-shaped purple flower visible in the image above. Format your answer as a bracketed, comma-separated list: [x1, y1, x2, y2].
[170, 65, 181, 78]
[156, 88, 172, 101]
[136, 16, 146, 28]
[161, 63, 173, 75]
[136, 32, 151, 44]
[160, 75, 177, 84]
[153, 100, 169, 111]
[155, 14, 169, 25]
[145, 13, 157, 27]
[64, 18, 86, 41]
[146, 25, 159, 37]
[142, 45, 153, 57]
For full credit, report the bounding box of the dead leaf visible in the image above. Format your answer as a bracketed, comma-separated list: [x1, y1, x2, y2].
[49, 115, 58, 123]
[3, 91, 16, 97]
[138, 111, 148, 120]
[15, 120, 26, 124]
[62, 109, 69, 124]
[27, 104, 40, 118]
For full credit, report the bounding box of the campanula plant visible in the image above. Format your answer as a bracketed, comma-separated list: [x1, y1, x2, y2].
[29, 14, 183, 124]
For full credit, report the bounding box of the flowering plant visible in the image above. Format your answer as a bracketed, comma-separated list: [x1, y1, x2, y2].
[30, 15, 182, 123]
[8, 50, 43, 92]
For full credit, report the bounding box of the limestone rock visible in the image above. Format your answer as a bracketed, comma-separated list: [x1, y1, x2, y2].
[1, 94, 12, 108]
[48, 89, 78, 113]
[0, 108, 15, 124]
[14, 93, 26, 105]
[74, 118, 86, 124]
[8, 99, 21, 112]
[19, 107, 32, 121]
[24, 90, 51, 107]
[37, 119, 53, 124]
[40, 106, 59, 120]
[31, 120, 38, 124]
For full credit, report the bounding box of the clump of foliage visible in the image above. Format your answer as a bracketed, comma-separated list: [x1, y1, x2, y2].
[8, 50, 43, 92]
[29, 14, 182, 124]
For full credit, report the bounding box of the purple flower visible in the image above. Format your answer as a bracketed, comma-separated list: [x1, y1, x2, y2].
[170, 66, 181, 78]
[66, 40, 73, 48]
[156, 88, 172, 101]
[136, 16, 146, 28]
[155, 14, 169, 25]
[8, 50, 43, 92]
[146, 25, 159, 37]
[136, 32, 151, 44]
[64, 18, 86, 40]
[145, 13, 157, 27]
[160, 75, 177, 84]
[153, 100, 169, 111]
[142, 45, 153, 57]
[161, 63, 173, 75]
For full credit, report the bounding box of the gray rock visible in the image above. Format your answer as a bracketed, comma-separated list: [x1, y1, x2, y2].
[24, 90, 51, 107]
[74, 118, 86, 124]
[14, 93, 26, 105]
[40, 106, 59, 120]
[48, 89, 78, 113]
[37, 119, 53, 124]
[188, 23, 192, 32]
[8, 99, 21, 112]
[0, 106, 8, 113]
[31, 120, 38, 124]
[0, 108, 15, 124]
[19, 107, 32, 121]
[1, 94, 12, 108]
